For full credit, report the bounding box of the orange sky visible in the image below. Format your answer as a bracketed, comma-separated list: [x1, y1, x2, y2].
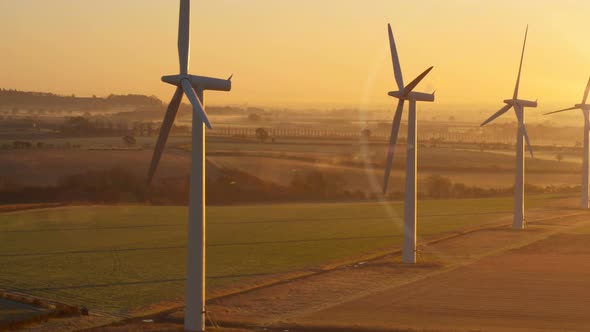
[1, 0, 590, 114]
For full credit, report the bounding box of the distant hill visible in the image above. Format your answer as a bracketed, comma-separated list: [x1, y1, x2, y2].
[0, 88, 252, 120]
[0, 88, 162, 112]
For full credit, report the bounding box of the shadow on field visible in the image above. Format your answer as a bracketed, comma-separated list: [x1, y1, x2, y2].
[215, 210, 514, 225]
[0, 209, 522, 234]
[22, 272, 277, 292]
[0, 234, 403, 258]
[23, 279, 186, 291]
[0, 209, 510, 233]
[0, 223, 184, 233]
[0, 246, 187, 257]
[208, 234, 398, 247]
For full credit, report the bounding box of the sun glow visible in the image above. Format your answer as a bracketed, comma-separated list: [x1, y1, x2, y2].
[1, 0, 590, 112]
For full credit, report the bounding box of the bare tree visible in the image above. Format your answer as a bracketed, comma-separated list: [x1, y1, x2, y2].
[255, 128, 269, 143]
[556, 153, 564, 162]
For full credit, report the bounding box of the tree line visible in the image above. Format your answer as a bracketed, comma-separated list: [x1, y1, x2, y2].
[0, 167, 364, 205]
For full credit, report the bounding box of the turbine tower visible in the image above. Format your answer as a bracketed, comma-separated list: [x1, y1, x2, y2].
[382, 23, 435, 264]
[480, 26, 536, 230]
[545, 77, 590, 209]
[148, 1, 231, 331]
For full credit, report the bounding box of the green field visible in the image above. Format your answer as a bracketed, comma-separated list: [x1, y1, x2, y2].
[0, 196, 555, 315]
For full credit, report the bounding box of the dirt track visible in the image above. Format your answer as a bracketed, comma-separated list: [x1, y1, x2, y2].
[300, 233, 590, 331]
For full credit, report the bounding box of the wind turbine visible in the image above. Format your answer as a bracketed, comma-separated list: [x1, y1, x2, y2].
[148, 1, 231, 331]
[382, 23, 435, 264]
[480, 26, 536, 230]
[544, 77, 590, 209]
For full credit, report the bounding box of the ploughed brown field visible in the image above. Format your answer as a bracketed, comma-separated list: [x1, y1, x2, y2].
[0, 135, 582, 190]
[82, 198, 590, 332]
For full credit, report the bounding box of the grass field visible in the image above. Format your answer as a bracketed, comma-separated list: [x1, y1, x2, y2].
[0, 195, 557, 316]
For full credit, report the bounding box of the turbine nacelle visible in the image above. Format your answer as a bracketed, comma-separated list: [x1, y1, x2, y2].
[503, 98, 537, 108]
[388, 90, 434, 102]
[162, 74, 232, 92]
[575, 104, 590, 110]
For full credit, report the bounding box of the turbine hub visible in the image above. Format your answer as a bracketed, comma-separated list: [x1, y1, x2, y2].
[388, 90, 404, 99]
[162, 74, 192, 86]
[389, 91, 435, 102]
[162, 74, 182, 86]
[503, 99, 516, 106]
[162, 74, 231, 92]
[504, 99, 537, 108]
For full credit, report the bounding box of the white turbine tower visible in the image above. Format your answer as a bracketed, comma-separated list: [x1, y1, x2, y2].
[148, 1, 231, 331]
[480, 26, 536, 230]
[545, 77, 590, 209]
[382, 23, 435, 264]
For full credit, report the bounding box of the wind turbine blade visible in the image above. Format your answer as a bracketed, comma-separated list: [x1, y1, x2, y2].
[403, 66, 434, 95]
[388, 24, 404, 90]
[383, 99, 405, 194]
[480, 104, 512, 127]
[513, 25, 528, 100]
[544, 106, 578, 115]
[181, 79, 211, 129]
[178, 0, 190, 74]
[514, 107, 534, 158]
[583, 76, 590, 104]
[148, 87, 184, 184]
[522, 124, 534, 158]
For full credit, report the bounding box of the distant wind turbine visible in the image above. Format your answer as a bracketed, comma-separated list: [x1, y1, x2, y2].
[382, 23, 435, 264]
[480, 25, 536, 230]
[544, 77, 590, 209]
[148, 0, 232, 331]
